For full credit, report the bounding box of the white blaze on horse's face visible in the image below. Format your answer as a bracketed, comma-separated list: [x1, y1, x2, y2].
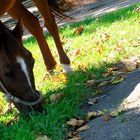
[16, 56, 32, 87]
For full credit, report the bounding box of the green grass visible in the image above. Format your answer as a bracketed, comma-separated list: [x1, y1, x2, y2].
[1, 3, 140, 140]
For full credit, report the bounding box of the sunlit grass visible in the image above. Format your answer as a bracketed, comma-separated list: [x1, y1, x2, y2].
[0, 3, 140, 140]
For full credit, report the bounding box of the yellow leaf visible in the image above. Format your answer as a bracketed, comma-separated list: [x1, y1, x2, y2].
[95, 89, 102, 95]
[72, 49, 81, 57]
[67, 119, 85, 127]
[98, 81, 110, 87]
[74, 26, 84, 34]
[111, 76, 124, 85]
[86, 112, 98, 120]
[77, 125, 90, 132]
[104, 33, 110, 41]
[96, 41, 104, 54]
[68, 136, 81, 140]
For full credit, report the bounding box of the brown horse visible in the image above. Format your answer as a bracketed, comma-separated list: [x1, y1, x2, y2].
[0, 19, 43, 114]
[0, 0, 72, 72]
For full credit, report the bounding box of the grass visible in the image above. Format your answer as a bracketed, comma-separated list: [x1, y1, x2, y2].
[1, 3, 140, 140]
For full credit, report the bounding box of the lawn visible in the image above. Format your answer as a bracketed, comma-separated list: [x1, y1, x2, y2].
[0, 3, 140, 140]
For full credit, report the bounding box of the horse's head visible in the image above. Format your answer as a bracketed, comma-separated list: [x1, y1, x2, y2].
[0, 20, 43, 114]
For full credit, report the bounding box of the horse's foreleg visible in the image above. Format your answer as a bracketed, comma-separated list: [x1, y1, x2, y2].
[33, 0, 72, 72]
[8, 1, 56, 71]
[0, 0, 16, 16]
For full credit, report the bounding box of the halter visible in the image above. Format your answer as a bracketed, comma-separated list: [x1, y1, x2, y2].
[0, 80, 43, 106]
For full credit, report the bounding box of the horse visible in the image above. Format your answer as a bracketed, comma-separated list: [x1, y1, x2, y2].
[0, 0, 72, 73]
[0, 19, 43, 114]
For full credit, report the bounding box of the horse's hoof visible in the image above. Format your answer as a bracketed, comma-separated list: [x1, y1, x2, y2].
[61, 64, 73, 73]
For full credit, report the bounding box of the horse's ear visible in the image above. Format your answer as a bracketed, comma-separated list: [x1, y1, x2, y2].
[12, 18, 23, 40]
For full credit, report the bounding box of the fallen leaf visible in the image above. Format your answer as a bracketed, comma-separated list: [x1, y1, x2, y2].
[52, 73, 67, 83]
[50, 93, 64, 103]
[77, 64, 87, 72]
[74, 26, 84, 34]
[125, 62, 137, 72]
[68, 136, 81, 140]
[68, 132, 78, 138]
[95, 89, 102, 95]
[96, 41, 104, 54]
[77, 125, 90, 132]
[36, 135, 51, 140]
[86, 112, 98, 120]
[115, 43, 124, 52]
[72, 49, 81, 57]
[102, 114, 112, 122]
[111, 76, 124, 85]
[112, 71, 125, 76]
[102, 72, 110, 77]
[98, 80, 110, 87]
[85, 80, 95, 87]
[104, 33, 110, 41]
[61, 35, 68, 45]
[87, 98, 99, 105]
[108, 66, 120, 71]
[67, 119, 85, 127]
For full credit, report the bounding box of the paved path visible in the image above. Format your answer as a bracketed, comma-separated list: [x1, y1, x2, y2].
[80, 68, 140, 140]
[0, 0, 139, 39]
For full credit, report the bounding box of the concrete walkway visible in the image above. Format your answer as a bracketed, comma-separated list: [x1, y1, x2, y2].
[80, 68, 140, 140]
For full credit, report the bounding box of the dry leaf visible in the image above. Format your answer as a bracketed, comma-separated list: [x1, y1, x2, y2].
[52, 73, 67, 83]
[86, 112, 98, 120]
[96, 41, 103, 54]
[61, 35, 68, 45]
[102, 114, 112, 122]
[112, 71, 125, 76]
[98, 80, 110, 87]
[125, 62, 137, 72]
[102, 72, 110, 77]
[108, 66, 120, 71]
[68, 136, 81, 140]
[95, 89, 102, 95]
[36, 135, 51, 140]
[85, 80, 95, 87]
[111, 76, 124, 85]
[72, 49, 81, 57]
[87, 98, 99, 105]
[68, 132, 78, 138]
[77, 125, 90, 132]
[115, 43, 124, 52]
[77, 64, 87, 72]
[104, 33, 110, 41]
[74, 26, 84, 34]
[50, 93, 64, 102]
[67, 119, 85, 127]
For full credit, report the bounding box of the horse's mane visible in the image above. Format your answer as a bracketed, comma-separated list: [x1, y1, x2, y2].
[48, 0, 72, 19]
[0, 21, 18, 56]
